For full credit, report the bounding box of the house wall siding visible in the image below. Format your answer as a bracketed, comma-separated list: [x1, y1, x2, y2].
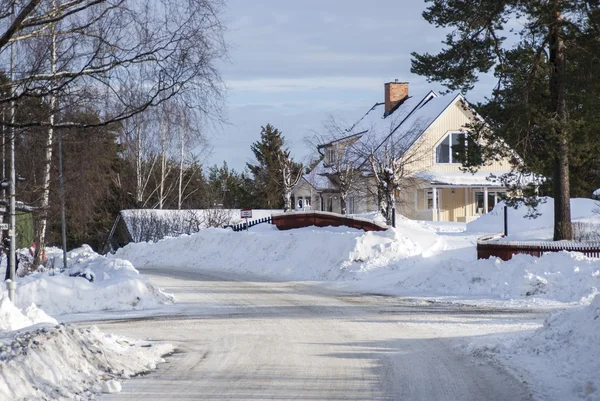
[407, 100, 512, 174]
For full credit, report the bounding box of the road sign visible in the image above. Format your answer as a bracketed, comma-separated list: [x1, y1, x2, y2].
[0, 223, 8, 230]
[240, 208, 252, 219]
[0, 206, 6, 213]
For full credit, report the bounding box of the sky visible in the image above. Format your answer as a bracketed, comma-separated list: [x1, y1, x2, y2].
[205, 0, 495, 172]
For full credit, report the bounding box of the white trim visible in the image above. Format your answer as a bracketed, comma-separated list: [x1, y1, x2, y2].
[434, 130, 468, 165]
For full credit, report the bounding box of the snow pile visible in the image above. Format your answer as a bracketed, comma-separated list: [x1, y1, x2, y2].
[467, 197, 600, 240]
[0, 324, 173, 400]
[114, 208, 600, 305]
[477, 294, 600, 401]
[397, 251, 600, 304]
[2, 245, 174, 315]
[114, 223, 443, 281]
[0, 296, 57, 332]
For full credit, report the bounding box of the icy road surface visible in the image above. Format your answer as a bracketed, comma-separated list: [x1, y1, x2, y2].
[96, 266, 540, 401]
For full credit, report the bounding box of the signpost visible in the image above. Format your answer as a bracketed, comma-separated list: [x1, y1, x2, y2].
[240, 208, 252, 230]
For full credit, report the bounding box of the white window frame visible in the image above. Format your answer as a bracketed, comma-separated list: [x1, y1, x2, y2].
[326, 147, 336, 165]
[435, 131, 467, 164]
[473, 190, 505, 215]
[347, 195, 355, 215]
[424, 189, 441, 210]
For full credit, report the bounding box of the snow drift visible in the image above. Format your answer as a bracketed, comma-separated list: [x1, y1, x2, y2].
[0, 324, 173, 401]
[114, 214, 600, 305]
[1, 245, 174, 316]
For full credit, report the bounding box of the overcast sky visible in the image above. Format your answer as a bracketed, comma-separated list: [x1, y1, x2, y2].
[205, 0, 493, 171]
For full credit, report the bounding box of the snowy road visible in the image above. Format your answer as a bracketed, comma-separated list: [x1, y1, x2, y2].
[95, 266, 539, 401]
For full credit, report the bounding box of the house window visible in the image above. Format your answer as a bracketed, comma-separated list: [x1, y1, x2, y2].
[436, 132, 466, 164]
[326, 197, 333, 212]
[426, 190, 439, 210]
[347, 195, 355, 215]
[326, 147, 336, 165]
[474, 191, 505, 214]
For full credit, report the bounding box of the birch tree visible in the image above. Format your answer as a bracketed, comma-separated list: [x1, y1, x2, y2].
[277, 149, 302, 212]
[0, 0, 225, 266]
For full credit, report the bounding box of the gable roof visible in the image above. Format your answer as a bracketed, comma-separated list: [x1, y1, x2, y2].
[301, 89, 468, 192]
[353, 91, 461, 163]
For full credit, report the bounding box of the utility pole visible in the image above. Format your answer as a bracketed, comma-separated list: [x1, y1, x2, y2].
[7, 3, 17, 301]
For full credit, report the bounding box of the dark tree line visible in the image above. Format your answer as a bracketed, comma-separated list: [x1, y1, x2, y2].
[2, 115, 300, 252]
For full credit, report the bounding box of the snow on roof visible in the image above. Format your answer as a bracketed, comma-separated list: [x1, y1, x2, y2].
[304, 90, 466, 186]
[416, 170, 512, 186]
[416, 169, 541, 187]
[348, 90, 436, 143]
[302, 160, 336, 191]
[375, 93, 459, 155]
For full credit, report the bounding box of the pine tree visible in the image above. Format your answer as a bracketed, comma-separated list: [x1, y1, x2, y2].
[412, 0, 600, 240]
[246, 124, 286, 208]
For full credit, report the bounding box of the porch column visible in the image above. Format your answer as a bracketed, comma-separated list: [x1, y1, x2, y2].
[483, 186, 488, 214]
[414, 189, 418, 211]
[432, 186, 438, 221]
[464, 187, 469, 217]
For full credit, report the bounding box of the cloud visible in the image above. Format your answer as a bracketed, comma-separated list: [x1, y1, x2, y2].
[227, 76, 386, 93]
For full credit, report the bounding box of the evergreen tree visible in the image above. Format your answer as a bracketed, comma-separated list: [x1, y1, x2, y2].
[412, 0, 600, 240]
[246, 124, 286, 208]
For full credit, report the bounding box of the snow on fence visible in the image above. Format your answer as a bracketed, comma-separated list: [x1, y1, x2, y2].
[226, 217, 272, 232]
[271, 211, 387, 232]
[477, 234, 600, 260]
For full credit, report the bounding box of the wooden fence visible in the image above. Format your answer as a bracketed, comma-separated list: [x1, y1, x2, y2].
[477, 234, 600, 260]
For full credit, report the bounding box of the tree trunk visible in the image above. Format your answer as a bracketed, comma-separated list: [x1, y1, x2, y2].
[549, 3, 572, 240]
[34, 4, 57, 267]
[135, 124, 143, 204]
[159, 110, 166, 209]
[340, 195, 347, 215]
[178, 124, 184, 210]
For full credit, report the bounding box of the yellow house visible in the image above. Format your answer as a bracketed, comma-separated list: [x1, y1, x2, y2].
[293, 82, 515, 222]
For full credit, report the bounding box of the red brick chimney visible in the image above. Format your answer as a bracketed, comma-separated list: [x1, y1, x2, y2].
[384, 81, 409, 115]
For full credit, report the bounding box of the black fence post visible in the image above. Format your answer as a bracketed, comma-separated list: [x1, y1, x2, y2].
[392, 207, 396, 228]
[504, 205, 508, 237]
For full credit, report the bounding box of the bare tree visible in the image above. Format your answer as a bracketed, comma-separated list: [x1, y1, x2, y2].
[317, 116, 362, 215]
[277, 149, 302, 212]
[357, 118, 428, 225]
[0, 0, 226, 129]
[0, 0, 225, 266]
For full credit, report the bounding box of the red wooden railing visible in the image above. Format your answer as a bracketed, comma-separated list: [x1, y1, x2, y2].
[271, 211, 387, 232]
[477, 234, 600, 260]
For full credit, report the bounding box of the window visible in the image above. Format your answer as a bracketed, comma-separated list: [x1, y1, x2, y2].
[436, 132, 466, 164]
[326, 147, 336, 165]
[474, 191, 505, 214]
[347, 195, 355, 215]
[427, 190, 439, 210]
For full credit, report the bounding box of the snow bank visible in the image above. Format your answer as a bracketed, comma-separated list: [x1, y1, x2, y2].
[0, 296, 57, 332]
[114, 217, 600, 305]
[477, 294, 600, 401]
[114, 223, 444, 281]
[0, 324, 173, 401]
[467, 197, 600, 239]
[2, 245, 174, 315]
[399, 251, 600, 304]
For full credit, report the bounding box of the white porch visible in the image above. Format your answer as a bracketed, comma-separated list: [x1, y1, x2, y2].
[407, 185, 507, 222]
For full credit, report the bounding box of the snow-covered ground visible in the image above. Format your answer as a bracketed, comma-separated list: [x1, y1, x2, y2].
[113, 197, 600, 401]
[1, 197, 599, 400]
[0, 245, 175, 400]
